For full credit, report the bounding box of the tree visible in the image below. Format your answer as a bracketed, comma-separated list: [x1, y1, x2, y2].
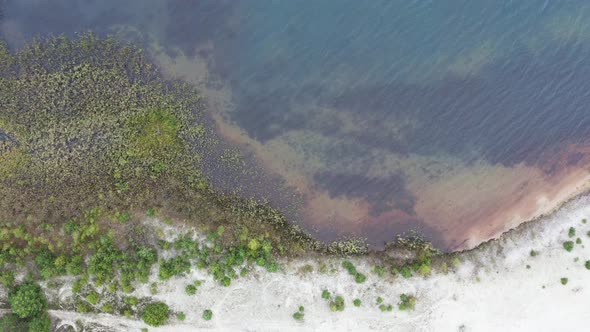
[9, 282, 47, 319]
[141, 302, 170, 327]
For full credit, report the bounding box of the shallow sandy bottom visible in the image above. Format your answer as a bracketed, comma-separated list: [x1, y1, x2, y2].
[50, 196, 590, 332]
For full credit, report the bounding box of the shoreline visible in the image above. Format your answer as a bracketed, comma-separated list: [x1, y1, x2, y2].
[32, 194, 590, 331]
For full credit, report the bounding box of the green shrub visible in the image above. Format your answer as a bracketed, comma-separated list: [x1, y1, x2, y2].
[9, 282, 47, 318]
[569, 227, 576, 238]
[585, 261, 590, 270]
[28, 313, 51, 332]
[529, 250, 537, 257]
[560, 278, 568, 285]
[141, 302, 170, 327]
[265, 261, 279, 272]
[373, 266, 386, 278]
[177, 312, 186, 321]
[185, 284, 197, 295]
[0, 314, 29, 331]
[418, 263, 431, 277]
[576, 238, 582, 244]
[76, 302, 90, 313]
[124, 296, 139, 306]
[293, 306, 304, 321]
[321, 290, 331, 300]
[108, 282, 119, 292]
[379, 304, 393, 312]
[0, 270, 15, 287]
[353, 299, 361, 307]
[400, 266, 412, 278]
[398, 294, 417, 311]
[158, 256, 191, 280]
[123, 309, 133, 318]
[563, 241, 574, 252]
[329, 296, 345, 312]
[86, 291, 100, 305]
[101, 303, 113, 313]
[376, 297, 383, 304]
[354, 273, 367, 283]
[146, 208, 156, 217]
[343, 261, 366, 283]
[116, 212, 131, 223]
[293, 311, 304, 321]
[202, 309, 213, 321]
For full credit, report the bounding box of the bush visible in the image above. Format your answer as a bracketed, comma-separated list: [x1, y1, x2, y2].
[569, 227, 576, 238]
[86, 291, 100, 305]
[321, 290, 331, 300]
[354, 273, 367, 283]
[185, 284, 197, 295]
[141, 302, 170, 327]
[293, 306, 304, 321]
[221, 276, 232, 287]
[379, 304, 393, 312]
[158, 256, 191, 280]
[177, 312, 186, 321]
[0, 270, 15, 287]
[418, 264, 431, 277]
[560, 278, 568, 285]
[398, 294, 417, 311]
[329, 296, 345, 312]
[101, 303, 113, 313]
[353, 299, 362, 307]
[76, 302, 90, 313]
[529, 250, 537, 257]
[343, 261, 366, 283]
[400, 266, 412, 278]
[585, 261, 590, 270]
[576, 238, 582, 244]
[563, 241, 574, 252]
[0, 314, 29, 331]
[202, 309, 213, 321]
[9, 282, 48, 318]
[146, 208, 156, 217]
[373, 265, 386, 278]
[124, 296, 139, 306]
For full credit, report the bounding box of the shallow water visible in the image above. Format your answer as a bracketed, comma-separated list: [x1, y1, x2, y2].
[4, 0, 590, 250]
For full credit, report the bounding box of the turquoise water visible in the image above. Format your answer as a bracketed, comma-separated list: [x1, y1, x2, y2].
[4, 1, 590, 250]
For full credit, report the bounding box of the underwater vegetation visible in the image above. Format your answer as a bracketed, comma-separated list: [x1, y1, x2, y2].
[0, 34, 448, 329]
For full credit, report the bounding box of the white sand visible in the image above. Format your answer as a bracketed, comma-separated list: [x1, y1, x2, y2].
[48, 196, 590, 332]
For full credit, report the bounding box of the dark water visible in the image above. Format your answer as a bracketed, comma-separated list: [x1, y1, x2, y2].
[4, 0, 590, 250]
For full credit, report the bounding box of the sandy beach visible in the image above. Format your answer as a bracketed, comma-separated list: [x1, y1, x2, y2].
[43, 195, 590, 332]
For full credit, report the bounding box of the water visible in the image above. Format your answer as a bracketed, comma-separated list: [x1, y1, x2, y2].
[4, 0, 590, 251]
